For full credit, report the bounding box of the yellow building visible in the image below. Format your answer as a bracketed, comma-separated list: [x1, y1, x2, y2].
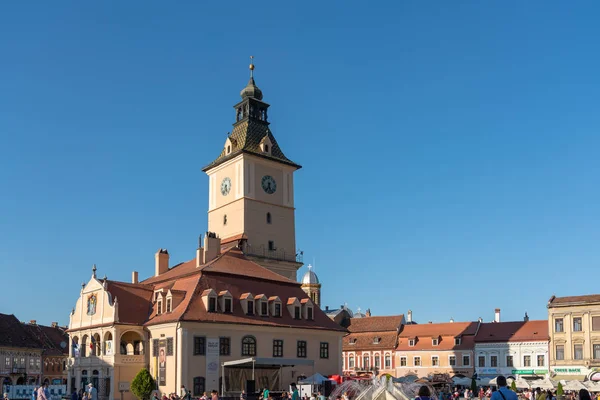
[66, 63, 346, 400]
[547, 294, 600, 382]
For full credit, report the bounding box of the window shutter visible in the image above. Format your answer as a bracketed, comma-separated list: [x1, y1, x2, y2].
[167, 338, 174, 356]
[152, 339, 159, 357]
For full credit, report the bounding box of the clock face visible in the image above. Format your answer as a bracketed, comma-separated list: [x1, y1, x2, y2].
[261, 175, 277, 194]
[220, 177, 232, 196]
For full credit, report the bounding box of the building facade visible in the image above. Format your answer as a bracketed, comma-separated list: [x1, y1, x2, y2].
[474, 320, 549, 384]
[66, 64, 346, 400]
[23, 321, 70, 386]
[395, 321, 478, 379]
[343, 314, 404, 377]
[547, 294, 600, 382]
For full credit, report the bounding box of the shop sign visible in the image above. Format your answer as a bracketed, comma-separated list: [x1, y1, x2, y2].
[553, 368, 582, 374]
[479, 368, 499, 374]
[511, 370, 548, 375]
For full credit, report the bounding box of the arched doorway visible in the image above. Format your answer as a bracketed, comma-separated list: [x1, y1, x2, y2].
[120, 331, 144, 355]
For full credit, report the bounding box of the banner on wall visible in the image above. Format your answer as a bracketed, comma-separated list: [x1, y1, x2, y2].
[105, 340, 113, 356]
[159, 339, 167, 387]
[206, 338, 220, 392]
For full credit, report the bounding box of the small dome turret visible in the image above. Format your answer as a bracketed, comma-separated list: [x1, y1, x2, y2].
[301, 265, 319, 284]
[240, 77, 263, 100]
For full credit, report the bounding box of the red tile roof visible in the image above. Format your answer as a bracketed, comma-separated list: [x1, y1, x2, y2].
[548, 294, 600, 307]
[343, 331, 398, 351]
[396, 322, 478, 351]
[347, 315, 404, 333]
[22, 323, 69, 356]
[105, 281, 154, 325]
[109, 247, 346, 332]
[475, 320, 548, 343]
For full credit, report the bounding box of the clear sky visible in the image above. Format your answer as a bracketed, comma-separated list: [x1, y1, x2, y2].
[1, 2, 599, 327]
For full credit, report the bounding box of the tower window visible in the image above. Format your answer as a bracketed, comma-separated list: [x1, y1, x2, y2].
[264, 144, 269, 152]
[266, 212, 271, 224]
[223, 215, 227, 225]
[227, 145, 231, 154]
[268, 241, 275, 251]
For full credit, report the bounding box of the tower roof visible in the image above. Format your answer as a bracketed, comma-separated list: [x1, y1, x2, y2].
[202, 61, 301, 172]
[301, 265, 319, 285]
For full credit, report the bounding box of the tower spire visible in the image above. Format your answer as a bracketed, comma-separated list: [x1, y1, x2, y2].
[249, 56, 255, 78]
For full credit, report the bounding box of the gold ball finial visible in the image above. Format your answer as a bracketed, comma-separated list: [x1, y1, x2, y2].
[249, 64, 255, 71]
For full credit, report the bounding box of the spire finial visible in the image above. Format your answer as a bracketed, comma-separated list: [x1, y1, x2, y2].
[307, 264, 312, 271]
[92, 264, 97, 278]
[198, 234, 202, 249]
[249, 56, 255, 78]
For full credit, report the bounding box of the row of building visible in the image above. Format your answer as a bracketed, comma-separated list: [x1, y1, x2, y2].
[0, 314, 69, 394]
[336, 296, 600, 385]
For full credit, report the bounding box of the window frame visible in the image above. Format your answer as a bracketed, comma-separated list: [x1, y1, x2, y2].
[432, 338, 439, 346]
[593, 344, 600, 360]
[193, 336, 206, 356]
[478, 355, 485, 368]
[506, 355, 514, 367]
[294, 306, 301, 320]
[320, 342, 329, 359]
[193, 377, 205, 397]
[384, 354, 391, 369]
[307, 307, 314, 321]
[242, 336, 257, 357]
[555, 318, 564, 332]
[408, 339, 415, 347]
[555, 345, 565, 361]
[448, 355, 456, 366]
[573, 317, 583, 332]
[523, 355, 531, 367]
[224, 298, 232, 313]
[348, 355, 355, 368]
[462, 355, 470, 366]
[297, 340, 307, 358]
[273, 339, 284, 358]
[400, 356, 407, 367]
[219, 337, 230, 356]
[490, 355, 498, 367]
[431, 356, 439, 366]
[413, 356, 421, 367]
[208, 296, 217, 313]
[537, 354, 545, 367]
[247, 300, 254, 315]
[261, 301, 268, 316]
[574, 344, 584, 360]
[454, 337, 462, 346]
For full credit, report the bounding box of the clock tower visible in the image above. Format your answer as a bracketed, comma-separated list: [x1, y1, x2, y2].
[202, 60, 303, 280]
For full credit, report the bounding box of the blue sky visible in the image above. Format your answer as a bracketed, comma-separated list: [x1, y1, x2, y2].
[1, 2, 599, 326]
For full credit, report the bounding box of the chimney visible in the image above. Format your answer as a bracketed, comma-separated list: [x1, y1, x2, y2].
[203, 232, 221, 263]
[366, 309, 371, 317]
[29, 320, 36, 325]
[524, 312, 529, 322]
[51, 322, 58, 328]
[132, 271, 139, 284]
[196, 234, 205, 268]
[155, 249, 169, 277]
[494, 308, 501, 323]
[407, 310, 413, 324]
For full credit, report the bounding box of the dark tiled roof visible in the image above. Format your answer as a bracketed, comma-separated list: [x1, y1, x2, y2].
[0, 313, 42, 349]
[347, 315, 404, 333]
[22, 324, 69, 356]
[475, 320, 549, 343]
[202, 119, 301, 171]
[548, 294, 600, 307]
[344, 331, 398, 351]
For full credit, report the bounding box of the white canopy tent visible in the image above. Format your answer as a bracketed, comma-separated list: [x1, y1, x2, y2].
[584, 381, 600, 392]
[514, 379, 531, 389]
[298, 373, 329, 385]
[452, 377, 473, 387]
[560, 380, 587, 392]
[530, 378, 555, 390]
[221, 357, 315, 394]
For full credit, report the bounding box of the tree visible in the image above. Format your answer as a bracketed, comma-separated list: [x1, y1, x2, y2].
[510, 381, 517, 392]
[471, 378, 477, 393]
[557, 382, 564, 398]
[131, 368, 155, 400]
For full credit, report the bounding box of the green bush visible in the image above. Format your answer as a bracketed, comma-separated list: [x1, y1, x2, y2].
[510, 381, 517, 392]
[131, 368, 156, 400]
[557, 382, 564, 397]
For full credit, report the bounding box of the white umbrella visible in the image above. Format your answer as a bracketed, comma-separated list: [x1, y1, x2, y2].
[515, 379, 530, 389]
[561, 380, 586, 392]
[584, 381, 600, 392]
[533, 379, 555, 390]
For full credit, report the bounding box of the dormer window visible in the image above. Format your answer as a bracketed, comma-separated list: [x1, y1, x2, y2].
[259, 136, 272, 155]
[248, 301, 254, 315]
[307, 307, 313, 321]
[157, 299, 163, 315]
[432, 338, 439, 346]
[294, 306, 301, 319]
[455, 337, 462, 346]
[241, 293, 255, 315]
[373, 337, 381, 344]
[202, 289, 218, 313]
[408, 339, 415, 347]
[264, 144, 269, 152]
[227, 145, 231, 154]
[166, 298, 172, 313]
[349, 338, 357, 345]
[274, 302, 281, 317]
[219, 290, 233, 314]
[208, 297, 217, 312]
[261, 301, 268, 316]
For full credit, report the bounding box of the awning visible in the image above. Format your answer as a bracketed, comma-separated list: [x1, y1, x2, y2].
[553, 375, 586, 381]
[222, 357, 315, 368]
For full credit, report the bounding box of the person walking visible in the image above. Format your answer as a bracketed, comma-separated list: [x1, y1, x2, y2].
[490, 377, 517, 400]
[37, 383, 49, 400]
[87, 383, 98, 400]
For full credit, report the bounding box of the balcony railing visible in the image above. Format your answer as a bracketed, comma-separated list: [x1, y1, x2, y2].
[241, 243, 303, 263]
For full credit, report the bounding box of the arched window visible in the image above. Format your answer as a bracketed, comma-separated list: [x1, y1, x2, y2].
[363, 354, 370, 369]
[266, 212, 271, 224]
[385, 354, 391, 368]
[348, 355, 355, 368]
[241, 336, 256, 356]
[374, 355, 380, 368]
[193, 377, 205, 396]
[227, 145, 231, 154]
[81, 335, 88, 357]
[264, 144, 269, 153]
